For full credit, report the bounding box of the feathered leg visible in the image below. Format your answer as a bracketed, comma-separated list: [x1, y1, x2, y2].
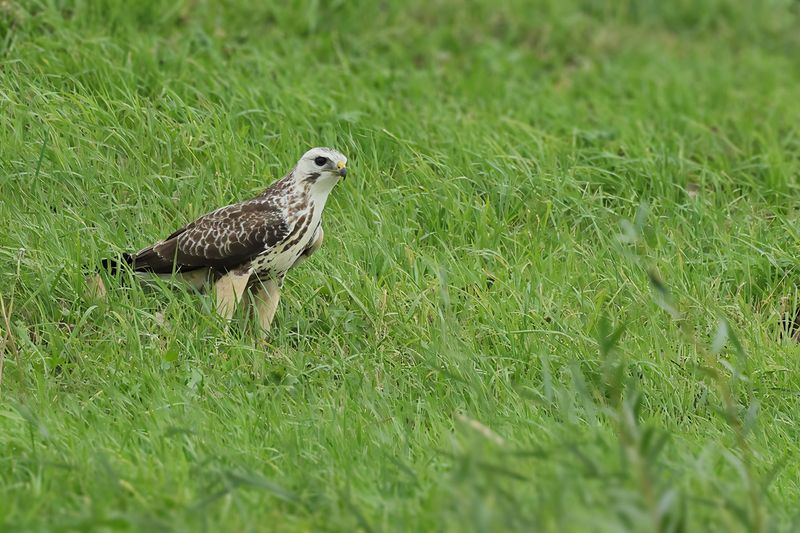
[251, 278, 282, 335]
[214, 270, 251, 320]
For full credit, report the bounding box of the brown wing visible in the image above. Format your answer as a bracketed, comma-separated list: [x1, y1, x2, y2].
[130, 199, 291, 274]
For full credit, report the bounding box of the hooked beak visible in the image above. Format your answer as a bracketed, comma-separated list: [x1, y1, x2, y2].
[337, 160, 347, 178]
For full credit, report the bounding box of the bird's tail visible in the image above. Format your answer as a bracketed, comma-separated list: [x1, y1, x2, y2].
[99, 252, 134, 276]
[85, 252, 134, 299]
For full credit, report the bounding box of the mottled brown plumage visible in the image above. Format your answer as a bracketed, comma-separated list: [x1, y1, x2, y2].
[128, 179, 293, 274]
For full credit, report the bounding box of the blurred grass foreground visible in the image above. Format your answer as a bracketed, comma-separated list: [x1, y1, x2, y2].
[1, 0, 799, 531]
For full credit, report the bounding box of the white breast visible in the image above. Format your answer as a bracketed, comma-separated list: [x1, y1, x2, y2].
[250, 205, 321, 276]
[248, 173, 337, 279]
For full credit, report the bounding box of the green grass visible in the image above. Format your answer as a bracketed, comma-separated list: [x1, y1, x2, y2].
[1, 0, 800, 530]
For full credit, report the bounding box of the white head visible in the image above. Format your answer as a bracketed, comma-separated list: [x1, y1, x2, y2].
[294, 147, 348, 191]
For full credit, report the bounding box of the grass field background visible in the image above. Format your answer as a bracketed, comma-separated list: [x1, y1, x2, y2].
[1, 0, 799, 530]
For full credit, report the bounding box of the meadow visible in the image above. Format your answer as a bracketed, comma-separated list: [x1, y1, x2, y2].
[1, 0, 799, 530]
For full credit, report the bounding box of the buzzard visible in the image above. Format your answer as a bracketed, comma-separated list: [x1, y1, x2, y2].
[94, 147, 348, 334]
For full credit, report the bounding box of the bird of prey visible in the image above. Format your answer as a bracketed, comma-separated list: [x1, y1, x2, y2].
[94, 147, 348, 334]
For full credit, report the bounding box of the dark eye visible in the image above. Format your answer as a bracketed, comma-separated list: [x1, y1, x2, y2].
[314, 156, 328, 166]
